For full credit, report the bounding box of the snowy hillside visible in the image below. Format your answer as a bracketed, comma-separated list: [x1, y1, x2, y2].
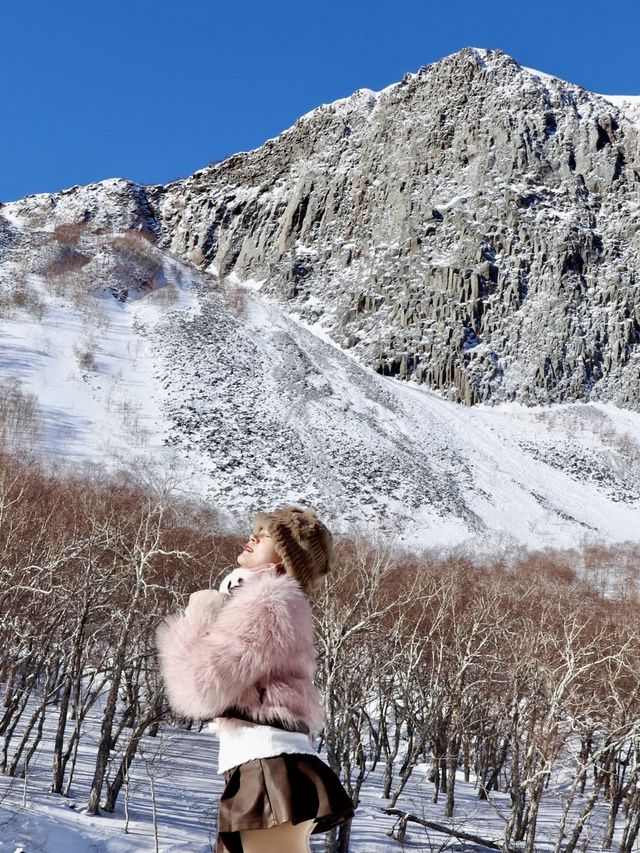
[0, 204, 638, 548]
[1, 46, 640, 547]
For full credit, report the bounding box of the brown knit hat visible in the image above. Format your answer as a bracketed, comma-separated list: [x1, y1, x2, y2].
[252, 506, 333, 595]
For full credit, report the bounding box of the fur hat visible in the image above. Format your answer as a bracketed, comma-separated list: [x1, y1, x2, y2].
[252, 506, 333, 595]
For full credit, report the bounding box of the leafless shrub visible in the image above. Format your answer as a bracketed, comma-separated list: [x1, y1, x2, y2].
[75, 289, 109, 330]
[115, 397, 150, 447]
[580, 540, 640, 601]
[533, 406, 637, 454]
[41, 251, 91, 299]
[609, 429, 640, 461]
[42, 252, 90, 278]
[143, 283, 179, 306]
[73, 341, 97, 372]
[52, 221, 87, 245]
[127, 226, 157, 245]
[0, 379, 42, 453]
[0, 274, 46, 321]
[109, 230, 160, 262]
[10, 281, 46, 319]
[103, 226, 157, 246]
[105, 230, 165, 300]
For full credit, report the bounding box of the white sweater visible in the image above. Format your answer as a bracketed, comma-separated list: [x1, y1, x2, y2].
[209, 719, 318, 774]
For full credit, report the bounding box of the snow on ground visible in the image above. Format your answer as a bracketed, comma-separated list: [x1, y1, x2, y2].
[0, 253, 209, 497]
[0, 706, 623, 853]
[0, 716, 221, 853]
[0, 294, 166, 464]
[283, 297, 640, 550]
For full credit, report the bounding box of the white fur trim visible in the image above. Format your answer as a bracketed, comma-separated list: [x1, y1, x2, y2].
[215, 721, 316, 774]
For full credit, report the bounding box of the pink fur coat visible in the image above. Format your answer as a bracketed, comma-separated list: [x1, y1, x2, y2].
[155, 566, 325, 734]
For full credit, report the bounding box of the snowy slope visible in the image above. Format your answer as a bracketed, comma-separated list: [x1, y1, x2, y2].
[150, 272, 640, 549]
[0, 206, 638, 550]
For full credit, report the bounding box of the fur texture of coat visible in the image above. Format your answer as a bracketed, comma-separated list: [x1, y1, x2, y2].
[155, 566, 325, 734]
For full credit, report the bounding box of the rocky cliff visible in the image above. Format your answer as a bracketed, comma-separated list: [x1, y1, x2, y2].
[4, 47, 640, 413]
[143, 47, 639, 409]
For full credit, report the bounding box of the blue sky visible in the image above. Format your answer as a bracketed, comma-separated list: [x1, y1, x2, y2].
[2, 0, 638, 203]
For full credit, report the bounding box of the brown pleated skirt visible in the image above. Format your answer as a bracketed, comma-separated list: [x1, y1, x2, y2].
[216, 752, 355, 853]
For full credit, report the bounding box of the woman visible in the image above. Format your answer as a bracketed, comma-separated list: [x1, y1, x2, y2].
[156, 506, 355, 853]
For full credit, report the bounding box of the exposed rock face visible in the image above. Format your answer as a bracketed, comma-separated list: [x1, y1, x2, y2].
[146, 47, 640, 410]
[5, 47, 640, 410]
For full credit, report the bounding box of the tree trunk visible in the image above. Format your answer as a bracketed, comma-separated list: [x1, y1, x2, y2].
[336, 818, 352, 853]
[445, 746, 458, 818]
[51, 671, 73, 793]
[620, 791, 640, 853]
[382, 713, 402, 799]
[602, 796, 622, 849]
[389, 730, 427, 809]
[523, 779, 544, 853]
[562, 774, 604, 853]
[103, 703, 160, 812]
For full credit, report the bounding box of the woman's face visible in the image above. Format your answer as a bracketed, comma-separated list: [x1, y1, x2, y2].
[236, 527, 282, 569]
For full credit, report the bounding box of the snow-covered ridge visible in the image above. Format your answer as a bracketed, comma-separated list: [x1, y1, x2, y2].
[521, 64, 568, 88]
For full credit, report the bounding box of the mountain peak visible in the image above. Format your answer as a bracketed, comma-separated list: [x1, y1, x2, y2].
[5, 47, 640, 414]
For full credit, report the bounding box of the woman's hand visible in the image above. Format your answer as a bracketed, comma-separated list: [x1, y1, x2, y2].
[185, 588, 224, 618]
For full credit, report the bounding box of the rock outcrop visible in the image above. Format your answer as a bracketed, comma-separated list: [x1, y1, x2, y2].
[148, 47, 640, 409]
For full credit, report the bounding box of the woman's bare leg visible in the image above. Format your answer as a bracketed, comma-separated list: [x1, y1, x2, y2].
[239, 818, 315, 853]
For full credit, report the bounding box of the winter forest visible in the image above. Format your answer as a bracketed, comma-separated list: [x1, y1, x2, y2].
[1, 443, 640, 851]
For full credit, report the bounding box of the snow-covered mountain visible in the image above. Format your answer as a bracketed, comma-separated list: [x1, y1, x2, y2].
[0, 47, 639, 549]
